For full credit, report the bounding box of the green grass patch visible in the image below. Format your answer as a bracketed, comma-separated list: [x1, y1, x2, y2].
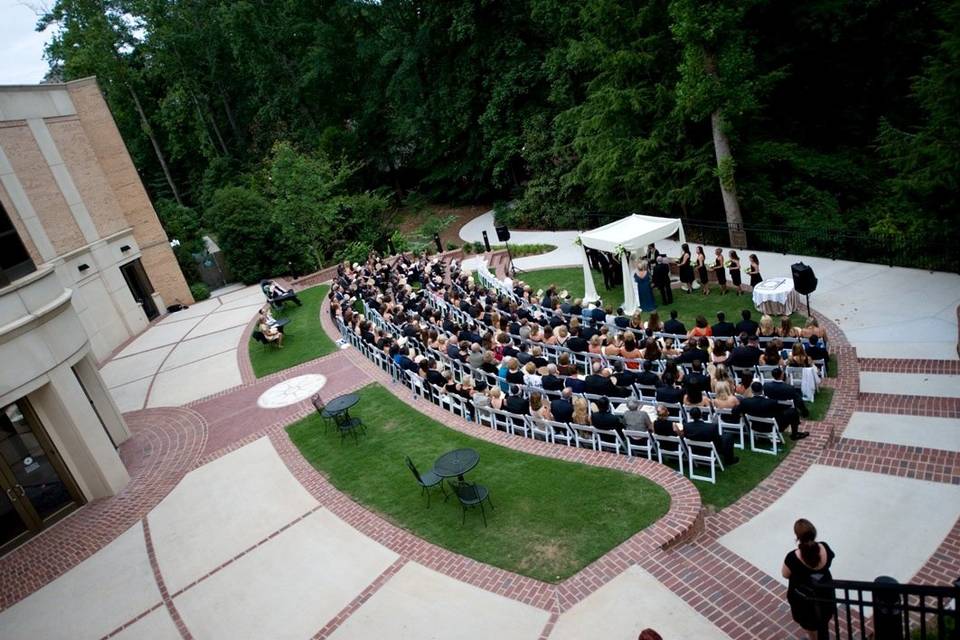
[518, 266, 808, 329]
[287, 383, 671, 582]
[491, 243, 557, 258]
[807, 386, 834, 422]
[695, 438, 795, 510]
[249, 285, 337, 378]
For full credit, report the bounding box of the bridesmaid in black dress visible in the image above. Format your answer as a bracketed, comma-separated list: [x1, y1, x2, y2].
[695, 246, 710, 295]
[748, 253, 763, 287]
[713, 247, 728, 295]
[678, 243, 694, 293]
[728, 250, 742, 295]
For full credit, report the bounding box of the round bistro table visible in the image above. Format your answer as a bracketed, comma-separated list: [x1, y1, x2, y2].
[433, 448, 480, 482]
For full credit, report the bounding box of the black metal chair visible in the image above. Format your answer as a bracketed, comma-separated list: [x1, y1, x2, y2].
[335, 414, 365, 444]
[251, 330, 278, 349]
[405, 456, 446, 508]
[311, 394, 335, 433]
[453, 481, 494, 526]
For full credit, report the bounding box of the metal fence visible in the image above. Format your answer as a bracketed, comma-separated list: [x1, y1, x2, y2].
[583, 213, 959, 273]
[798, 575, 959, 639]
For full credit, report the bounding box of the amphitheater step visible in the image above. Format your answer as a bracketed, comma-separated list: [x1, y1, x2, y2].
[857, 392, 960, 419]
[842, 411, 960, 452]
[858, 358, 960, 375]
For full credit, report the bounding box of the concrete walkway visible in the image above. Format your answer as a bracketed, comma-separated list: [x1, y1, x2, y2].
[460, 210, 960, 360]
[98, 285, 263, 411]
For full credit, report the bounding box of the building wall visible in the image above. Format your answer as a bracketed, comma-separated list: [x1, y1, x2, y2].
[0, 78, 193, 361]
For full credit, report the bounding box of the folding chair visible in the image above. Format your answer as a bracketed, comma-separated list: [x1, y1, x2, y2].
[716, 407, 746, 449]
[746, 415, 784, 455]
[525, 415, 553, 442]
[653, 434, 685, 471]
[475, 405, 495, 429]
[569, 423, 600, 450]
[623, 428, 655, 460]
[595, 428, 625, 455]
[684, 438, 724, 484]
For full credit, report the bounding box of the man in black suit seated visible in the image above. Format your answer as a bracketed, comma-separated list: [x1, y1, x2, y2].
[682, 407, 739, 465]
[712, 311, 736, 338]
[763, 368, 810, 418]
[805, 335, 829, 363]
[612, 361, 637, 389]
[728, 333, 762, 368]
[614, 307, 630, 328]
[591, 397, 625, 443]
[559, 294, 573, 315]
[550, 388, 575, 422]
[505, 385, 530, 415]
[735, 309, 759, 336]
[739, 382, 809, 440]
[584, 362, 617, 396]
[541, 364, 565, 391]
[683, 360, 711, 396]
[566, 327, 589, 352]
[663, 310, 686, 336]
[655, 372, 684, 404]
[677, 337, 710, 365]
[589, 303, 606, 323]
[565, 375, 586, 393]
[635, 360, 660, 388]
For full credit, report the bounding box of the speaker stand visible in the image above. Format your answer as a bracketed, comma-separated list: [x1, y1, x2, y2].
[805, 293, 811, 317]
[504, 241, 525, 277]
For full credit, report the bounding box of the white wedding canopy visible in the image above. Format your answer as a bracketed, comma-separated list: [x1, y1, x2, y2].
[578, 214, 686, 314]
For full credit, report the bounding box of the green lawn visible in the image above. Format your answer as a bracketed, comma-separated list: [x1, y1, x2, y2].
[249, 285, 337, 378]
[287, 384, 671, 582]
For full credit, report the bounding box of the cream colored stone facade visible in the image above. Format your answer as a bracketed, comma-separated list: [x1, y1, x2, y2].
[0, 77, 193, 362]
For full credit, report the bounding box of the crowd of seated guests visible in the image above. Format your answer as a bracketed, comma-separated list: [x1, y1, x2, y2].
[330, 253, 824, 473]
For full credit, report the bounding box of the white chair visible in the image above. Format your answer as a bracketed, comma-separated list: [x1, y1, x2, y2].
[505, 411, 530, 438]
[716, 407, 746, 449]
[746, 415, 783, 455]
[684, 438, 724, 484]
[524, 415, 553, 442]
[487, 408, 515, 434]
[405, 370, 427, 400]
[595, 428, 625, 455]
[634, 384, 658, 402]
[569, 423, 600, 450]
[441, 392, 470, 420]
[475, 405, 495, 429]
[785, 366, 805, 392]
[622, 429, 655, 459]
[547, 419, 576, 446]
[653, 434, 685, 471]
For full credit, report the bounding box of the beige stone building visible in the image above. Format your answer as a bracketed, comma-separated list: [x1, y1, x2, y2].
[0, 78, 192, 553]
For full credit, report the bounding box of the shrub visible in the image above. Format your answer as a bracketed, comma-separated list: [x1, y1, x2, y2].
[462, 242, 473, 254]
[189, 282, 210, 301]
[445, 241, 458, 251]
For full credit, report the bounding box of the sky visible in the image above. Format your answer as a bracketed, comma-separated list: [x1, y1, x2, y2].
[0, 0, 56, 84]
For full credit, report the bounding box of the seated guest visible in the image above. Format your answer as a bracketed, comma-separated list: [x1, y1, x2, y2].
[728, 334, 762, 368]
[758, 314, 776, 338]
[584, 362, 616, 396]
[612, 361, 638, 389]
[505, 385, 530, 415]
[800, 317, 828, 341]
[591, 397, 624, 443]
[467, 343, 485, 369]
[682, 407, 739, 465]
[557, 353, 577, 377]
[683, 387, 711, 409]
[740, 382, 808, 440]
[523, 361, 542, 387]
[763, 368, 809, 417]
[262, 279, 303, 307]
[656, 372, 684, 404]
[541, 364, 565, 391]
[677, 337, 710, 365]
[530, 392, 552, 420]
[683, 360, 711, 396]
[642, 338, 662, 362]
[550, 388, 575, 422]
[736, 309, 759, 336]
[564, 374, 586, 393]
[787, 343, 813, 368]
[653, 405, 680, 437]
[505, 357, 525, 385]
[636, 360, 660, 387]
[778, 317, 801, 339]
[529, 346, 548, 368]
[488, 386, 505, 410]
[712, 381, 740, 412]
[471, 380, 490, 408]
[736, 371, 755, 397]
[259, 306, 280, 327]
[805, 335, 829, 363]
[712, 312, 735, 337]
[622, 398, 653, 433]
[257, 319, 284, 347]
[645, 311, 663, 333]
[711, 339, 730, 366]
[688, 315, 713, 337]
[566, 327, 589, 352]
[571, 396, 590, 425]
[759, 339, 783, 366]
[663, 310, 686, 335]
[479, 351, 499, 375]
[613, 307, 630, 328]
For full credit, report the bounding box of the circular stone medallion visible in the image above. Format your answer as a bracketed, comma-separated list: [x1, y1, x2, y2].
[257, 374, 328, 409]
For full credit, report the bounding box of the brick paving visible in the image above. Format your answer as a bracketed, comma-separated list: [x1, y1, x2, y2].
[2, 279, 958, 640]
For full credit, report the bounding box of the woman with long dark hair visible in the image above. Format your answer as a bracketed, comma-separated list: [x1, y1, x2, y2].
[728, 249, 742, 294]
[782, 518, 836, 639]
[678, 243, 694, 293]
[695, 245, 710, 295]
[747, 253, 763, 287]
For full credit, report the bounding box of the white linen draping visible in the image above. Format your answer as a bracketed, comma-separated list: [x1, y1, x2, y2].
[751, 277, 800, 315]
[578, 214, 685, 312]
[578, 241, 599, 303]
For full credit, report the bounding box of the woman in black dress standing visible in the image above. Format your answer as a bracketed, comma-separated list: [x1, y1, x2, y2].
[747, 253, 763, 287]
[728, 250, 742, 295]
[712, 247, 728, 295]
[695, 245, 710, 295]
[678, 243, 694, 293]
[782, 518, 836, 640]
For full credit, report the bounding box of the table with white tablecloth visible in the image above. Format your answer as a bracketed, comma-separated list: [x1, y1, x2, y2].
[752, 277, 801, 315]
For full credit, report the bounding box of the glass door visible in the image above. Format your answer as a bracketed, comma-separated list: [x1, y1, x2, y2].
[0, 401, 84, 555]
[0, 478, 31, 555]
[120, 258, 159, 320]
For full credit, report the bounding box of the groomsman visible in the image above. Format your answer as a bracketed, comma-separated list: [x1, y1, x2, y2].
[652, 255, 673, 305]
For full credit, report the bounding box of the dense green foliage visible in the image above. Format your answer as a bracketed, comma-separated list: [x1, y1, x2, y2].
[40, 0, 959, 267]
[287, 383, 670, 581]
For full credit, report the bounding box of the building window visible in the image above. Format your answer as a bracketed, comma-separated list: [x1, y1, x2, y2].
[0, 202, 36, 287]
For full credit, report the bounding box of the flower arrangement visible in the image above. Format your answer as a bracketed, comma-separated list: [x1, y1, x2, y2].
[613, 244, 628, 260]
[573, 237, 583, 247]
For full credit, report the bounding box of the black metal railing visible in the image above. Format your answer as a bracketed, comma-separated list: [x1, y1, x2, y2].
[798, 575, 959, 639]
[582, 212, 959, 273]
